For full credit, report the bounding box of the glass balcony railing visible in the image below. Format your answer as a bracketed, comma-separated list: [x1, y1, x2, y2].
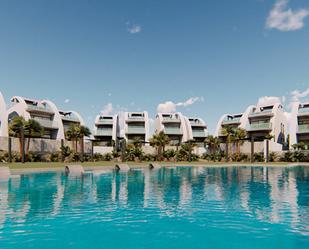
[249, 109, 273, 118]
[222, 118, 241, 125]
[61, 115, 80, 122]
[162, 117, 180, 122]
[32, 118, 55, 129]
[127, 116, 145, 121]
[96, 119, 113, 125]
[298, 107, 309, 115]
[27, 104, 54, 113]
[164, 128, 182, 135]
[298, 124, 309, 133]
[126, 127, 145, 134]
[248, 122, 272, 131]
[192, 131, 206, 137]
[95, 129, 113, 136]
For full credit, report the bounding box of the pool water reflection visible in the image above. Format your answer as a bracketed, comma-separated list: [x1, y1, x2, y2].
[0, 166, 309, 249]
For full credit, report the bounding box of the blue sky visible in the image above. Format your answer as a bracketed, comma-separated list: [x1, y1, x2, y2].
[0, 0, 309, 132]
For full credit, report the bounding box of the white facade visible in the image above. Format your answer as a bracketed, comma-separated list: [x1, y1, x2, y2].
[124, 112, 150, 144]
[289, 102, 309, 148]
[59, 110, 85, 134]
[7, 96, 84, 140]
[94, 114, 119, 146]
[0, 92, 8, 137]
[215, 105, 254, 137]
[155, 112, 189, 145]
[246, 102, 287, 151]
[185, 117, 208, 142]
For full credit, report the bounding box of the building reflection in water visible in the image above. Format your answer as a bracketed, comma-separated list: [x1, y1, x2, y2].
[0, 166, 308, 236]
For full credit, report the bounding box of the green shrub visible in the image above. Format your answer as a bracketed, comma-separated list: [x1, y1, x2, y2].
[253, 152, 264, 162]
[163, 149, 176, 160]
[103, 153, 113, 161]
[142, 153, 156, 162]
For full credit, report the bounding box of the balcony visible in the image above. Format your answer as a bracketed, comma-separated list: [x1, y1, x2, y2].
[248, 109, 273, 118]
[96, 119, 114, 125]
[222, 118, 241, 125]
[189, 120, 206, 127]
[95, 129, 113, 136]
[126, 116, 145, 122]
[27, 104, 54, 114]
[126, 127, 145, 134]
[164, 127, 182, 135]
[162, 117, 181, 123]
[61, 115, 80, 123]
[32, 118, 55, 129]
[248, 122, 272, 131]
[298, 107, 309, 117]
[192, 130, 206, 138]
[297, 124, 309, 134]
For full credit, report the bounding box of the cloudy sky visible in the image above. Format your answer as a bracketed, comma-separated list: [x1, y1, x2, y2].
[0, 0, 309, 132]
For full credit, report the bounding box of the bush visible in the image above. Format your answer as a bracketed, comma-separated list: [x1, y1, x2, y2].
[142, 153, 156, 162]
[103, 153, 113, 161]
[202, 151, 226, 162]
[231, 153, 249, 162]
[126, 144, 144, 161]
[163, 149, 177, 161]
[269, 152, 278, 162]
[253, 152, 264, 162]
[93, 153, 104, 162]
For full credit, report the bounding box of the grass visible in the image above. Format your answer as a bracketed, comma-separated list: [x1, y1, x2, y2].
[1, 160, 307, 170]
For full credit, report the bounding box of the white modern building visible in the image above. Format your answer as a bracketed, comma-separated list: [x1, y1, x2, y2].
[215, 105, 254, 137]
[7, 96, 84, 140]
[155, 112, 189, 145]
[0, 91, 8, 137]
[185, 117, 208, 143]
[124, 112, 150, 144]
[289, 102, 309, 149]
[94, 114, 119, 146]
[246, 102, 287, 149]
[59, 110, 84, 134]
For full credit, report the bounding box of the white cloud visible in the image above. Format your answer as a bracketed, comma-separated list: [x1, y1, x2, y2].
[64, 99, 70, 103]
[256, 96, 283, 107]
[291, 88, 309, 102]
[266, 0, 309, 31]
[127, 23, 142, 34]
[100, 103, 113, 115]
[157, 97, 203, 113]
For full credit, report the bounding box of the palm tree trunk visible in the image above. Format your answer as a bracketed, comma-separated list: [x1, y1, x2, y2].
[158, 146, 162, 161]
[80, 136, 84, 161]
[19, 136, 23, 160]
[26, 131, 32, 154]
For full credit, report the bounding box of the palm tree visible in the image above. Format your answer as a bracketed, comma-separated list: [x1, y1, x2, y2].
[77, 125, 91, 160]
[221, 126, 236, 159]
[182, 140, 197, 161]
[9, 116, 26, 162]
[24, 119, 44, 154]
[233, 128, 247, 155]
[149, 131, 170, 161]
[204, 135, 220, 154]
[66, 124, 79, 152]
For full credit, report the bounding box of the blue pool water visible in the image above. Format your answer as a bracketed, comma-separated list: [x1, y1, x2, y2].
[0, 166, 309, 249]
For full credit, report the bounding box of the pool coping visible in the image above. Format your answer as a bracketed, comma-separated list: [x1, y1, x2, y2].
[8, 163, 309, 175]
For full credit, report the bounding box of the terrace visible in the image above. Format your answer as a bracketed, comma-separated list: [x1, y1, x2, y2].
[248, 122, 272, 131]
[248, 108, 273, 118]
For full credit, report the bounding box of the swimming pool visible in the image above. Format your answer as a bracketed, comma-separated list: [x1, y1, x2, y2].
[0, 166, 308, 249]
